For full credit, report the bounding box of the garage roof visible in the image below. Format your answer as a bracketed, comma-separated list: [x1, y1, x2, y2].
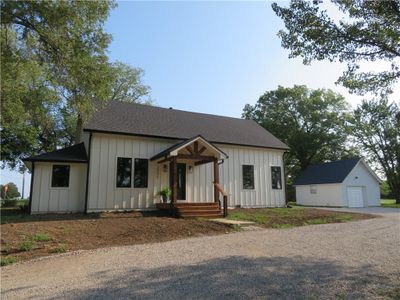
[293, 158, 361, 185]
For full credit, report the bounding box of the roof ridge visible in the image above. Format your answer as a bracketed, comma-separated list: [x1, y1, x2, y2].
[109, 101, 251, 122]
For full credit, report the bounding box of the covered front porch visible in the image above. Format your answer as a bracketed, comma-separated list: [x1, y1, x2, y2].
[151, 135, 229, 218]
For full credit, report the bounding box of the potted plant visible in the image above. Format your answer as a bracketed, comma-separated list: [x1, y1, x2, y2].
[157, 187, 172, 203]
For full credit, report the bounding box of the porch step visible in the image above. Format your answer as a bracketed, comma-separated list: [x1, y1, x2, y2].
[157, 202, 223, 218]
[178, 211, 223, 218]
[174, 202, 219, 207]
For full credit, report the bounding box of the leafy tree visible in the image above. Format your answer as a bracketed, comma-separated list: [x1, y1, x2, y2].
[110, 62, 151, 103]
[380, 181, 394, 199]
[1, 1, 151, 168]
[0, 182, 20, 199]
[272, 0, 400, 96]
[243, 85, 356, 183]
[349, 99, 400, 203]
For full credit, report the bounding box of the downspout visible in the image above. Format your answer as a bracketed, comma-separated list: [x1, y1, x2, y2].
[28, 162, 35, 215]
[84, 132, 92, 214]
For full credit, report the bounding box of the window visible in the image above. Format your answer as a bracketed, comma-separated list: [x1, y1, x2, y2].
[271, 166, 282, 190]
[310, 185, 317, 194]
[51, 165, 70, 188]
[116, 157, 132, 188]
[242, 165, 254, 189]
[134, 158, 148, 188]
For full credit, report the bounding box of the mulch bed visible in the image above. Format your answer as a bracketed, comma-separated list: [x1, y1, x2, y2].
[0, 210, 232, 263]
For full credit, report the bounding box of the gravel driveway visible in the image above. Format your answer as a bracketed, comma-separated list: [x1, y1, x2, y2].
[1, 208, 399, 299]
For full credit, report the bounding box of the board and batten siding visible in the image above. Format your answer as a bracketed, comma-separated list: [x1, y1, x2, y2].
[86, 133, 286, 211]
[31, 162, 87, 213]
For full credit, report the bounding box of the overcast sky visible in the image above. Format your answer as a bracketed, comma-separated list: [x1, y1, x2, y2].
[2, 1, 398, 197]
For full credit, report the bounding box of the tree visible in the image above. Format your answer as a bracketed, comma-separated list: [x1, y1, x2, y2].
[243, 85, 356, 186]
[1, 1, 151, 169]
[272, 0, 400, 96]
[110, 62, 151, 104]
[0, 182, 20, 199]
[349, 99, 400, 203]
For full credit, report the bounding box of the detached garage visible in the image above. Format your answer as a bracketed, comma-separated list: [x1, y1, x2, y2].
[294, 158, 381, 208]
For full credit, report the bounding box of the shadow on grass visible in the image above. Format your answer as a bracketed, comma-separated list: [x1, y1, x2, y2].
[28, 256, 399, 300]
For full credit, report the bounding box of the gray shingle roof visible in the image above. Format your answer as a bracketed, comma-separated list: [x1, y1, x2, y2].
[23, 143, 88, 163]
[83, 102, 289, 150]
[293, 158, 361, 185]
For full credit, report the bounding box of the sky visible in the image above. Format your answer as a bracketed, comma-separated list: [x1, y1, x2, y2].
[2, 1, 398, 197]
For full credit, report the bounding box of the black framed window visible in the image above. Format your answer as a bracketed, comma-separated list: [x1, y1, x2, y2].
[134, 158, 148, 188]
[271, 166, 282, 190]
[242, 165, 254, 189]
[51, 165, 70, 188]
[116, 157, 132, 188]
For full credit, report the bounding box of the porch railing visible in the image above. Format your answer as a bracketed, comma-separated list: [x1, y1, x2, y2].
[213, 182, 228, 217]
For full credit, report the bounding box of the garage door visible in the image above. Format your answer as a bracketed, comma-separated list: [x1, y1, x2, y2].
[347, 187, 364, 208]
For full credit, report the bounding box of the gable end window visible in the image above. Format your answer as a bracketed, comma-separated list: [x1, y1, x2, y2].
[51, 165, 70, 188]
[271, 166, 282, 190]
[242, 165, 254, 189]
[116, 157, 132, 188]
[134, 158, 148, 188]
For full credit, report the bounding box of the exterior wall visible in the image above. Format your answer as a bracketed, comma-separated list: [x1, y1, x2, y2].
[31, 162, 87, 213]
[86, 133, 286, 211]
[296, 183, 344, 207]
[217, 144, 286, 208]
[341, 162, 380, 206]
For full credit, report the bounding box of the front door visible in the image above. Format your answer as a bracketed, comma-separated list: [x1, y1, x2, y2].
[170, 163, 186, 200]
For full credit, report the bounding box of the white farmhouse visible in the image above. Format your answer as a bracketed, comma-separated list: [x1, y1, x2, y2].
[294, 158, 381, 208]
[23, 102, 289, 217]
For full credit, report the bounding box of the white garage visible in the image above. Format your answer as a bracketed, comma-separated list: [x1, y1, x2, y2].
[294, 158, 381, 208]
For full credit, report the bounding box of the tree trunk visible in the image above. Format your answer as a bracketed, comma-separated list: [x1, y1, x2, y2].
[75, 115, 83, 144]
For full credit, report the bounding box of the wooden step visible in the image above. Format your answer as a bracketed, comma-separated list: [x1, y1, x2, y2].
[178, 211, 223, 218]
[176, 206, 220, 212]
[177, 208, 220, 214]
[174, 202, 219, 207]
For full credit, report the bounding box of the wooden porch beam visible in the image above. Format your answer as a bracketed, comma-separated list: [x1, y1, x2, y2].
[194, 159, 214, 166]
[176, 154, 215, 160]
[198, 146, 207, 154]
[213, 158, 219, 203]
[171, 157, 178, 204]
[185, 146, 193, 155]
[194, 141, 199, 154]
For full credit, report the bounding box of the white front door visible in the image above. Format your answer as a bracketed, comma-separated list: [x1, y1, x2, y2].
[347, 187, 364, 208]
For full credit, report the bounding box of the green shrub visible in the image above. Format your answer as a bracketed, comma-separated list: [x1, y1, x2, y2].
[51, 245, 66, 253]
[2, 199, 18, 207]
[1, 256, 17, 266]
[32, 233, 50, 242]
[19, 239, 34, 251]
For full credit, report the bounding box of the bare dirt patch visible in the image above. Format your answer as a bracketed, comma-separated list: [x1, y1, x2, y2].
[0, 210, 231, 264]
[227, 207, 375, 228]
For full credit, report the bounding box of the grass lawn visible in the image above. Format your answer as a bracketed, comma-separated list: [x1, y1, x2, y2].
[0, 208, 233, 266]
[381, 199, 400, 208]
[227, 207, 374, 229]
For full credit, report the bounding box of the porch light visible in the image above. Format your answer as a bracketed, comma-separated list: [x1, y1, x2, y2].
[163, 164, 168, 172]
[188, 165, 193, 173]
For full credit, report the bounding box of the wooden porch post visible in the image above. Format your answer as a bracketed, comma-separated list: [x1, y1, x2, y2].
[213, 158, 219, 203]
[171, 156, 178, 204]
